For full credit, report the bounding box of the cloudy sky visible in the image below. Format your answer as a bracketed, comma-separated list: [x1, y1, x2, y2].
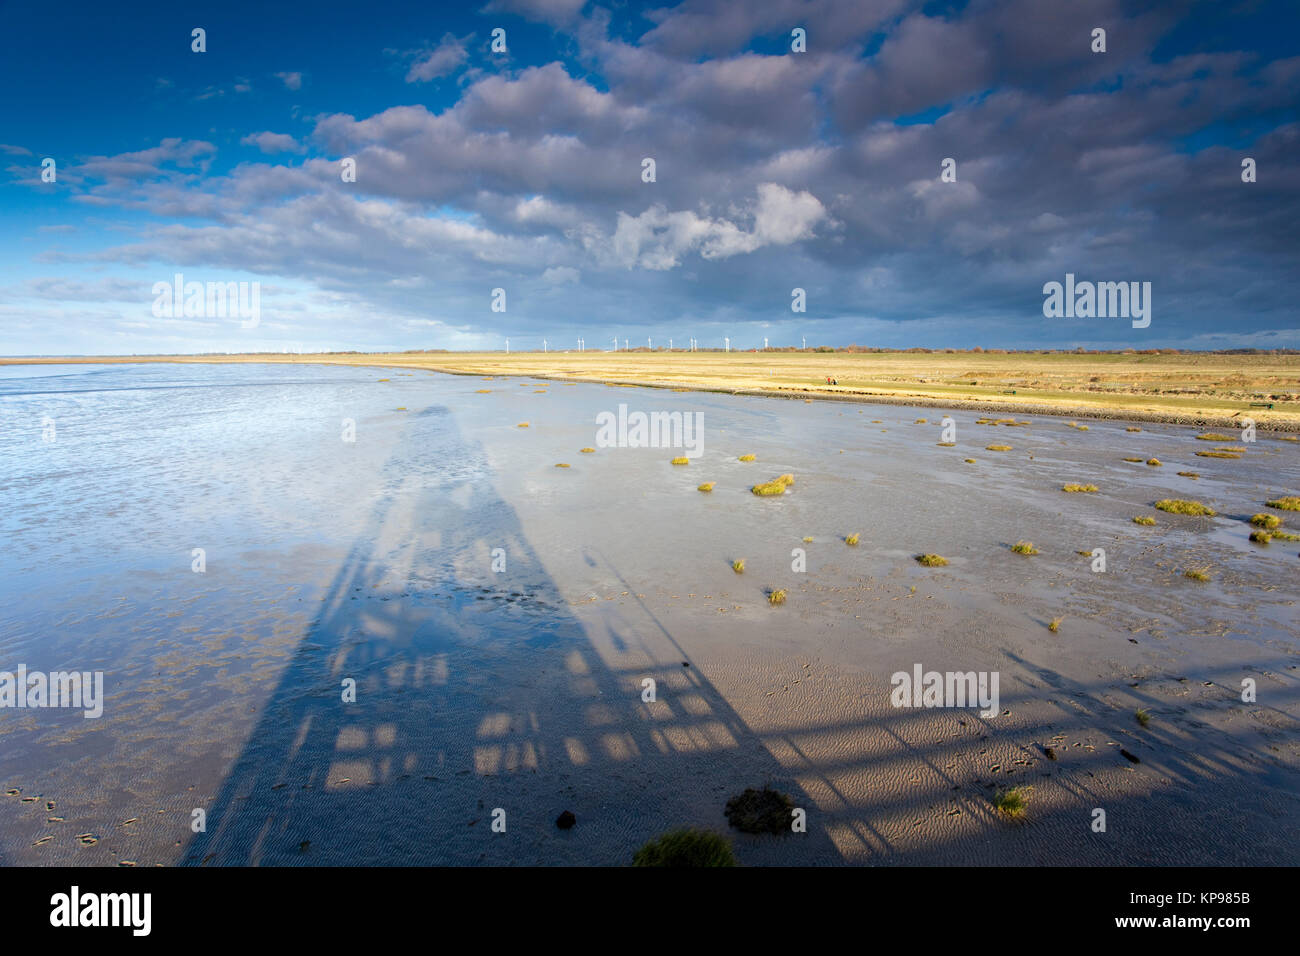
[2, 0, 1297, 354]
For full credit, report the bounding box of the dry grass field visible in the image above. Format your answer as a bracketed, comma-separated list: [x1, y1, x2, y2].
[6, 350, 1299, 427]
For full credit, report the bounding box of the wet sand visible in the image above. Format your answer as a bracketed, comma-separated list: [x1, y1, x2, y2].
[1, 364, 1297, 865]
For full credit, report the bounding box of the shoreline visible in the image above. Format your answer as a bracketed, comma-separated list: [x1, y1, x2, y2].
[5, 353, 1297, 431]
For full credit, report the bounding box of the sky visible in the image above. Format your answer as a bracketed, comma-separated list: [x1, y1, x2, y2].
[1, 0, 1297, 355]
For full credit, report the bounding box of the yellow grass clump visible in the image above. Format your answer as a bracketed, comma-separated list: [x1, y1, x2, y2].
[986, 444, 1013, 452]
[671, 457, 689, 465]
[697, 482, 715, 492]
[1062, 483, 1098, 493]
[768, 589, 787, 606]
[1011, 541, 1039, 555]
[1250, 513, 1280, 529]
[580, 447, 595, 453]
[517, 422, 529, 428]
[1147, 458, 1162, 467]
[1195, 432, 1234, 441]
[738, 454, 756, 461]
[994, 787, 1028, 819]
[732, 559, 745, 573]
[1155, 499, 1216, 516]
[555, 463, 570, 468]
[916, 554, 948, 567]
[1266, 496, 1300, 511]
[1133, 516, 1156, 525]
[845, 533, 860, 545]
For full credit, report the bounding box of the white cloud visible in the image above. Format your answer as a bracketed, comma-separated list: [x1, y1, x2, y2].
[276, 71, 304, 91]
[240, 132, 305, 154]
[407, 34, 470, 83]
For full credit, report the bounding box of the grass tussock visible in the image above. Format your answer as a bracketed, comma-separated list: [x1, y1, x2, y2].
[632, 829, 737, 867]
[1196, 432, 1234, 441]
[1062, 483, 1099, 493]
[738, 453, 756, 462]
[1122, 457, 1143, 462]
[1011, 541, 1039, 555]
[937, 441, 956, 447]
[1250, 513, 1281, 529]
[802, 536, 814, 543]
[752, 474, 795, 496]
[845, 533, 860, 546]
[1147, 458, 1162, 467]
[732, 558, 745, 573]
[994, 787, 1028, 819]
[916, 553, 948, 567]
[1048, 617, 1062, 633]
[697, 482, 715, 492]
[1136, 708, 1151, 728]
[1126, 426, 1142, 432]
[768, 589, 787, 606]
[1184, 566, 1211, 582]
[555, 463, 570, 468]
[1266, 496, 1300, 511]
[1249, 529, 1272, 544]
[1155, 499, 1216, 516]
[517, 422, 529, 428]
[580, 447, 595, 453]
[475, 389, 492, 393]
[1196, 450, 1242, 459]
[1133, 516, 1156, 525]
[914, 418, 928, 424]
[1270, 530, 1300, 541]
[986, 444, 1013, 452]
[1177, 471, 1200, 479]
[964, 458, 976, 463]
[670, 456, 689, 465]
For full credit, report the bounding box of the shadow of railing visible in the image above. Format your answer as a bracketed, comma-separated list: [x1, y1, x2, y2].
[181, 403, 840, 865]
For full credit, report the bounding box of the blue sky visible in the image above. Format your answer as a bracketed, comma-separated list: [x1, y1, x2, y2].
[1, 0, 1297, 354]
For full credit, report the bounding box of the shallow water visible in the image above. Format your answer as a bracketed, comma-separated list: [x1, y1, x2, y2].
[1, 363, 1297, 866]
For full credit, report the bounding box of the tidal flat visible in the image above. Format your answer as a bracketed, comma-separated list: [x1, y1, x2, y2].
[1, 362, 1297, 866]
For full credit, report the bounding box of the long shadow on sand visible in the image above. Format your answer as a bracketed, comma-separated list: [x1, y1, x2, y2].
[181, 404, 838, 865]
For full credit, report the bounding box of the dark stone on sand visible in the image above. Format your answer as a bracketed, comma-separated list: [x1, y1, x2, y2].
[556, 810, 576, 830]
[725, 786, 794, 834]
[1120, 748, 1141, 764]
[1044, 747, 1057, 760]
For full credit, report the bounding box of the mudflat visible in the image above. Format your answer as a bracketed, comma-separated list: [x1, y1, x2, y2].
[1, 362, 1296, 865]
